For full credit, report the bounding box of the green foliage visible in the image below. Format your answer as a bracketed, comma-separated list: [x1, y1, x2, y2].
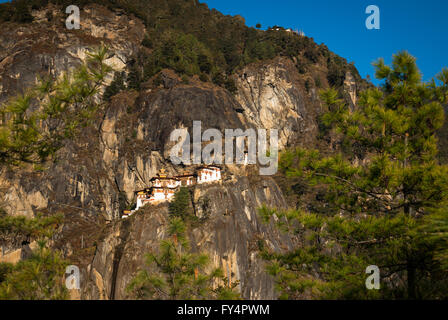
[45, 10, 53, 22]
[13, 0, 33, 23]
[127, 218, 239, 300]
[127, 62, 142, 91]
[0, 0, 33, 23]
[141, 34, 152, 48]
[224, 77, 238, 94]
[423, 208, 448, 269]
[261, 52, 448, 299]
[181, 75, 189, 84]
[304, 79, 312, 93]
[1, 0, 365, 92]
[327, 55, 348, 87]
[260, 205, 447, 299]
[0, 211, 68, 300]
[0, 240, 69, 300]
[143, 30, 214, 80]
[0, 263, 13, 283]
[168, 187, 193, 219]
[432, 69, 448, 162]
[199, 73, 209, 83]
[0, 46, 111, 166]
[0, 213, 63, 244]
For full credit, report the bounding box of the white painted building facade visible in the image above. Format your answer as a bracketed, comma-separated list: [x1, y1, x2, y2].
[197, 166, 221, 184]
[122, 166, 222, 218]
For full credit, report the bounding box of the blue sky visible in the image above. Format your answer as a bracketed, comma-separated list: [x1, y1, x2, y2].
[202, 0, 447, 85]
[0, 0, 446, 85]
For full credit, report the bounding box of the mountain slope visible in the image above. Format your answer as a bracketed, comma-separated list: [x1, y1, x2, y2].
[0, 1, 367, 299]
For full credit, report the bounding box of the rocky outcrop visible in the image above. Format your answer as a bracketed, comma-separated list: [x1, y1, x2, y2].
[0, 241, 38, 264]
[234, 57, 321, 149]
[83, 175, 290, 300]
[344, 71, 357, 108]
[0, 3, 144, 104]
[0, 3, 359, 300]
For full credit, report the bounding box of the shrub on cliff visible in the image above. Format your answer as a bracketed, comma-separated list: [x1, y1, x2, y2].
[13, 0, 33, 23]
[142, 30, 215, 81]
[169, 187, 193, 219]
[104, 71, 126, 101]
[0, 213, 63, 245]
[0, 0, 33, 23]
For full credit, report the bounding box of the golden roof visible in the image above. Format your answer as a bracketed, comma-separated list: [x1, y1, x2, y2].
[158, 168, 167, 178]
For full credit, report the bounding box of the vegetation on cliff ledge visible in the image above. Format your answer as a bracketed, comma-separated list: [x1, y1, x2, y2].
[0, 0, 366, 93]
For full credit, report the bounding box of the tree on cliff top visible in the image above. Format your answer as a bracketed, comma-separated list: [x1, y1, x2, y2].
[0, 212, 63, 246]
[0, 0, 366, 92]
[260, 51, 448, 299]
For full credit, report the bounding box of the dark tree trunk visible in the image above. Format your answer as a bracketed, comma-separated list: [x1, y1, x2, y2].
[407, 262, 416, 299]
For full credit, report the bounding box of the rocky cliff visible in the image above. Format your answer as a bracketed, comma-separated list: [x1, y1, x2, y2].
[0, 3, 360, 299]
[84, 176, 291, 300]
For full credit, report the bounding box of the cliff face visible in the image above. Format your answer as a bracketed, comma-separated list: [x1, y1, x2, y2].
[0, 4, 144, 105]
[85, 176, 290, 300]
[234, 57, 320, 149]
[0, 3, 145, 220]
[0, 4, 358, 299]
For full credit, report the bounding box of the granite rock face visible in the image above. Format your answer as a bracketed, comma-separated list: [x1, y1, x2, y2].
[84, 176, 291, 300]
[0, 4, 144, 105]
[234, 57, 320, 149]
[0, 4, 357, 299]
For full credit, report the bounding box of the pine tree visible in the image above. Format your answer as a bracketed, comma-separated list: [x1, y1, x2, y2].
[0, 214, 68, 300]
[0, 46, 111, 166]
[260, 51, 448, 299]
[0, 213, 63, 246]
[0, 240, 69, 300]
[12, 0, 33, 23]
[127, 218, 239, 300]
[168, 187, 193, 218]
[0, 46, 111, 300]
[127, 63, 141, 91]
